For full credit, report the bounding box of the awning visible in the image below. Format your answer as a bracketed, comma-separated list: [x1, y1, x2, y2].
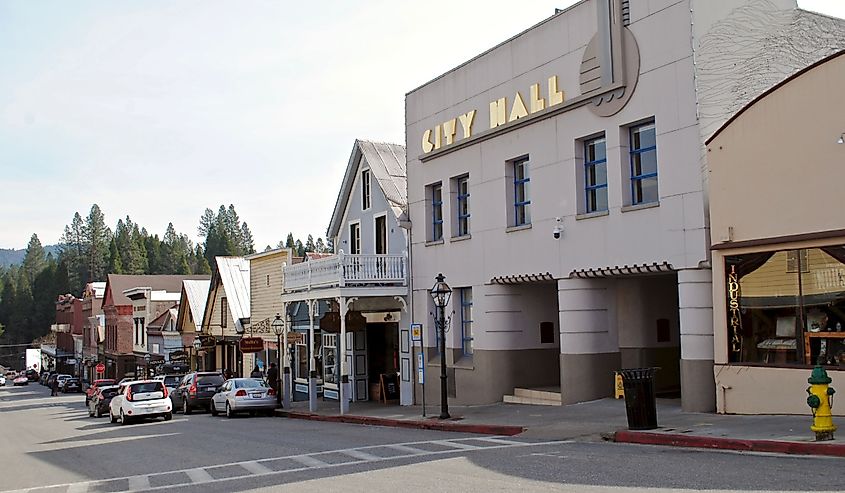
[490, 272, 555, 285]
[570, 262, 675, 279]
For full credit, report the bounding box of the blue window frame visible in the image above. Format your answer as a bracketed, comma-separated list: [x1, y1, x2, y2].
[630, 122, 658, 205]
[513, 158, 530, 226]
[460, 288, 473, 356]
[456, 176, 470, 236]
[584, 136, 607, 213]
[431, 183, 443, 241]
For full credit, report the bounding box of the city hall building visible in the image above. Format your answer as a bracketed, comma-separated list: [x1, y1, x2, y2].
[405, 0, 844, 411]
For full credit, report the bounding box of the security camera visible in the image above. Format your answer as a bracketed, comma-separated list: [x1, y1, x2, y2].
[552, 217, 562, 239]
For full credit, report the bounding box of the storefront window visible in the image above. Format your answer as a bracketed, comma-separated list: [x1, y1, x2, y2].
[726, 246, 845, 367]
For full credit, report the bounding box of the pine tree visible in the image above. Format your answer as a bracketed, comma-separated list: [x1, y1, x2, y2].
[241, 222, 255, 254]
[107, 238, 123, 274]
[315, 238, 326, 253]
[60, 212, 87, 294]
[295, 239, 305, 257]
[285, 233, 295, 249]
[305, 234, 316, 253]
[22, 234, 46, 287]
[84, 204, 112, 282]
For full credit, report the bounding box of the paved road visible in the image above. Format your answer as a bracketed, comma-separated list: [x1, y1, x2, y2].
[1, 383, 843, 492]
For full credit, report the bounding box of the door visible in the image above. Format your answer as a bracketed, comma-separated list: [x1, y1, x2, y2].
[346, 330, 368, 401]
[322, 334, 338, 400]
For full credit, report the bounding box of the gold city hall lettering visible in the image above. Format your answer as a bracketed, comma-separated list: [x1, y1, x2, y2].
[420, 75, 566, 153]
[422, 110, 476, 154]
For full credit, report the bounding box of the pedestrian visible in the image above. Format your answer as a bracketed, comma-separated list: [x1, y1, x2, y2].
[250, 365, 262, 379]
[267, 362, 280, 406]
[50, 376, 59, 397]
[223, 368, 233, 380]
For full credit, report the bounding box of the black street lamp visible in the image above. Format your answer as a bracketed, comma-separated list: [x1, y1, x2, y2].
[192, 337, 202, 371]
[272, 314, 284, 407]
[430, 273, 452, 420]
[143, 353, 151, 379]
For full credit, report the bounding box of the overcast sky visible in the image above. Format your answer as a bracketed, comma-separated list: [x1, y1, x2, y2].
[0, 0, 841, 250]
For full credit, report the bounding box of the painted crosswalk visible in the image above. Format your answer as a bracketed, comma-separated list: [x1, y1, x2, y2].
[3, 436, 571, 493]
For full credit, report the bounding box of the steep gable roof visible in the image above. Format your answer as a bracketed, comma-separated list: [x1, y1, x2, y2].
[327, 139, 406, 239]
[202, 257, 250, 334]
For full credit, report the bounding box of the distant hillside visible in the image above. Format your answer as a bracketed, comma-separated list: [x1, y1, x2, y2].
[0, 245, 60, 268]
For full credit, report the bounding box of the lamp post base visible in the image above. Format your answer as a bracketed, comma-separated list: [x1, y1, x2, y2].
[308, 371, 318, 412]
[283, 367, 292, 409]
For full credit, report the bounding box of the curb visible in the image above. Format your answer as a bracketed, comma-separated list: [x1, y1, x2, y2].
[614, 430, 845, 458]
[275, 410, 524, 436]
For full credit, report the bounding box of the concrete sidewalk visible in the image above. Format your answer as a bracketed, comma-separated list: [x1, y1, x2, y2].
[275, 397, 845, 457]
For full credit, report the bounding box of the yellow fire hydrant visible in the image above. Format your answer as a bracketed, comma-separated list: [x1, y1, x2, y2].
[806, 365, 836, 441]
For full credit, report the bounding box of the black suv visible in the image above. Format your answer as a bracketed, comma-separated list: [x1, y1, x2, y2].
[171, 372, 225, 414]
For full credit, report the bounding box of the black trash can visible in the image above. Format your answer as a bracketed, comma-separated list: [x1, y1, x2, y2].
[619, 367, 658, 430]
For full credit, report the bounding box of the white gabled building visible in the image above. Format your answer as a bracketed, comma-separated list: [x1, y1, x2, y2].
[281, 139, 411, 411]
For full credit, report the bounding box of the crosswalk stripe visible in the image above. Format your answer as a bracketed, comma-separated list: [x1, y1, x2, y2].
[241, 461, 274, 475]
[127, 476, 150, 491]
[340, 449, 382, 461]
[185, 468, 214, 484]
[290, 455, 330, 468]
[66, 483, 89, 493]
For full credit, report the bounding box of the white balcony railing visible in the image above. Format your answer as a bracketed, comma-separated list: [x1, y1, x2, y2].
[283, 253, 407, 292]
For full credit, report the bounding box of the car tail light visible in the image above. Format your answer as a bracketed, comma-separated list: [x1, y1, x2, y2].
[267, 388, 276, 396]
[235, 389, 247, 397]
[126, 387, 133, 402]
[162, 386, 168, 398]
[189, 380, 197, 396]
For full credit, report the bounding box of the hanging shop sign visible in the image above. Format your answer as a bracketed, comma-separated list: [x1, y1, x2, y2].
[727, 264, 742, 354]
[239, 337, 265, 354]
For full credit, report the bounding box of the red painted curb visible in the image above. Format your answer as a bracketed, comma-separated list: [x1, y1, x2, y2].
[277, 411, 524, 436]
[614, 430, 845, 457]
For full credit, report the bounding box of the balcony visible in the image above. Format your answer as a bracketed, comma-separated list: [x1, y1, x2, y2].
[283, 253, 407, 293]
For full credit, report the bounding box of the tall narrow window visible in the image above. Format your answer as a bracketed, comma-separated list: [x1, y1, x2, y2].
[456, 176, 470, 236]
[375, 215, 387, 254]
[460, 288, 473, 356]
[221, 297, 228, 328]
[513, 158, 530, 226]
[584, 136, 608, 213]
[361, 169, 371, 210]
[431, 184, 443, 241]
[349, 222, 361, 254]
[630, 122, 658, 205]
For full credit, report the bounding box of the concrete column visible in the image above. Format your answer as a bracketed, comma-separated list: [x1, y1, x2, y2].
[558, 278, 620, 404]
[677, 268, 716, 412]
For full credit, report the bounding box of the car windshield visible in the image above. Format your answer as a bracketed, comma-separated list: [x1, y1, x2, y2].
[235, 379, 267, 389]
[196, 375, 224, 386]
[96, 379, 115, 386]
[102, 389, 118, 398]
[163, 376, 181, 386]
[67, 379, 79, 384]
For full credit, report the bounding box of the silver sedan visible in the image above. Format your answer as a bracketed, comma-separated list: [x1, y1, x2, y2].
[210, 378, 276, 418]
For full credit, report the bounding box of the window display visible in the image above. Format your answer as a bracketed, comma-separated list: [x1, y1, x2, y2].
[726, 246, 845, 367]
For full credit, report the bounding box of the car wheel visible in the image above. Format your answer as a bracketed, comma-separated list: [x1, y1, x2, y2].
[226, 402, 234, 419]
[109, 409, 118, 424]
[210, 401, 218, 417]
[120, 410, 130, 426]
[183, 399, 192, 415]
[163, 412, 172, 421]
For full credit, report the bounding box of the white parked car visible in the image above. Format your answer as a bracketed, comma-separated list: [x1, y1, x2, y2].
[109, 380, 173, 425]
[210, 378, 276, 418]
[0, 375, 6, 386]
